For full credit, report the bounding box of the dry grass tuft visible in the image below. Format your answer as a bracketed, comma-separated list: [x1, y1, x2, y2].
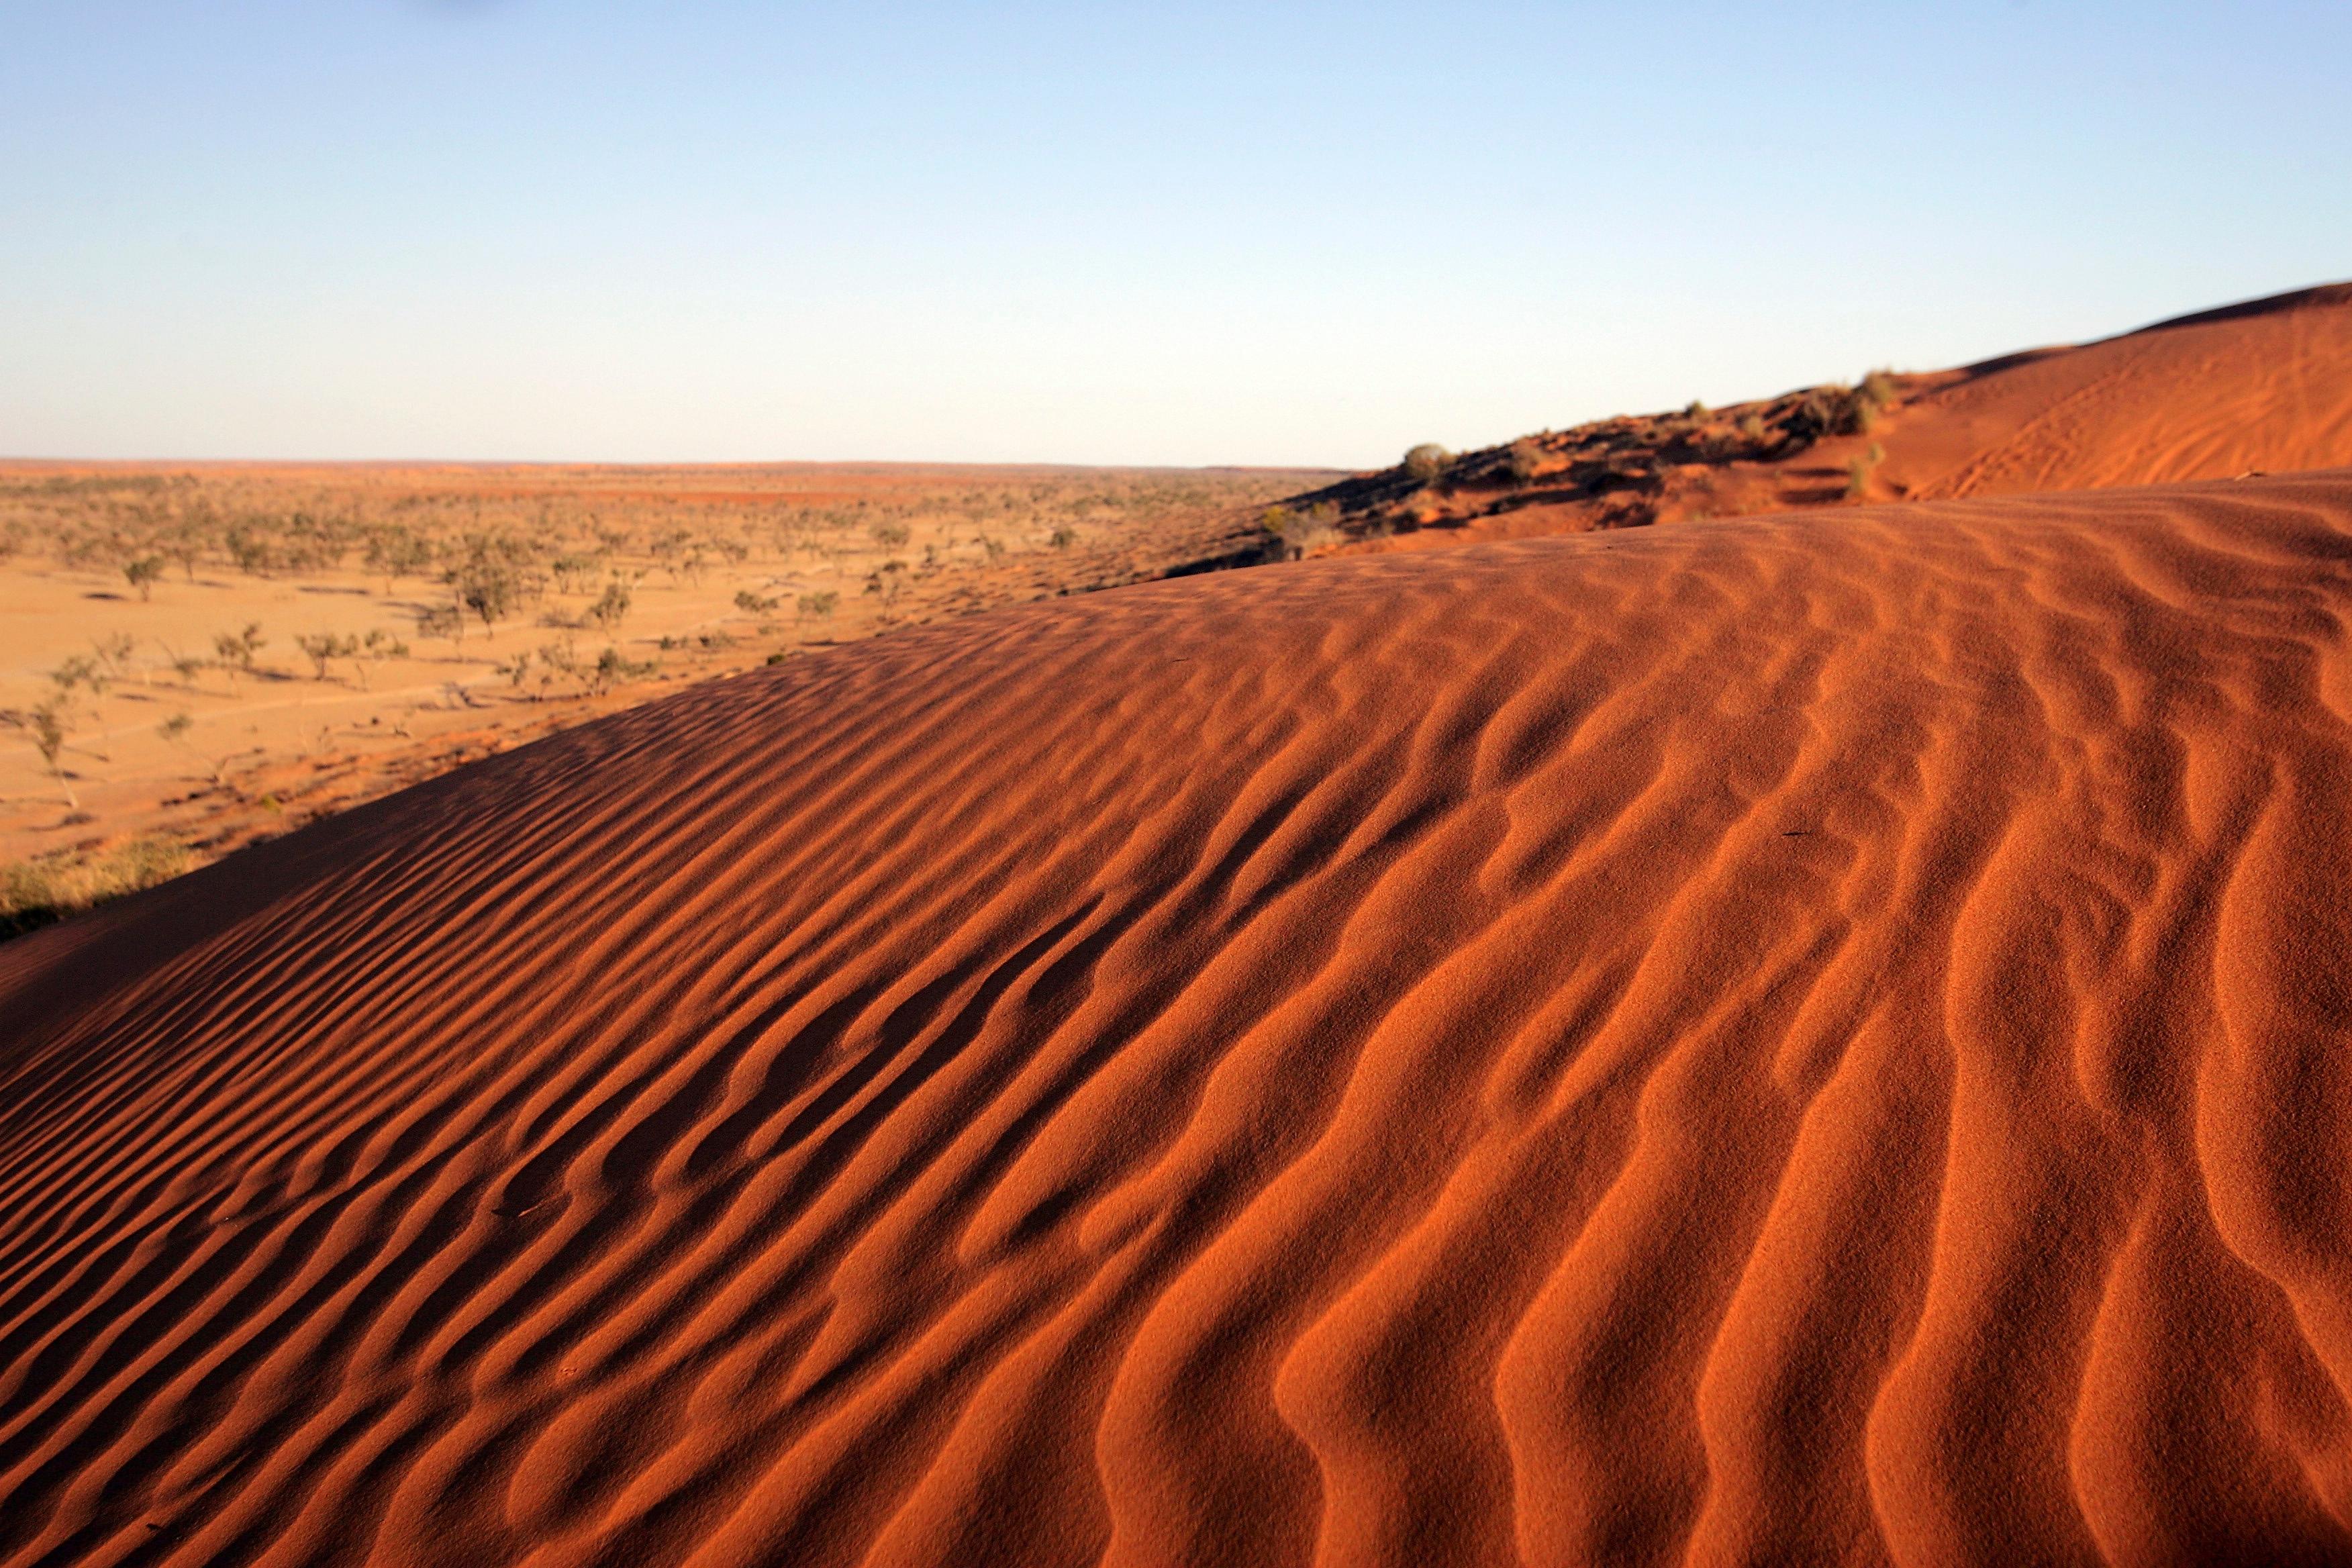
[1, 836, 194, 939]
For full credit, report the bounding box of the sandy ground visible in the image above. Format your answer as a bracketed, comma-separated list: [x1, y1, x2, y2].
[1316, 281, 2352, 548]
[5, 469, 2352, 1564]
[0, 462, 1322, 899]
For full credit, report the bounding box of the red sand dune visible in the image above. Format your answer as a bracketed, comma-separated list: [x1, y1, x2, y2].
[8, 472, 2352, 1565]
[1318, 283, 2352, 546]
[1893, 282, 2352, 499]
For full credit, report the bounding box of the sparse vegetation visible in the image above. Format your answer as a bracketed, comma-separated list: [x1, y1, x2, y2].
[1848, 442, 1887, 499]
[1403, 443, 1452, 483]
[0, 459, 1326, 936]
[211, 623, 267, 689]
[1, 836, 192, 938]
[2, 700, 76, 808]
[122, 555, 164, 600]
[587, 577, 633, 631]
[297, 631, 360, 681]
[1262, 501, 1342, 560]
[589, 646, 655, 695]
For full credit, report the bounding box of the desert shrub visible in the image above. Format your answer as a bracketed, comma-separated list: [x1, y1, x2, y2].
[589, 646, 654, 695]
[123, 556, 165, 600]
[865, 560, 909, 606]
[355, 628, 409, 689]
[295, 631, 359, 681]
[158, 710, 230, 784]
[870, 522, 912, 550]
[52, 654, 107, 700]
[1847, 442, 1886, 499]
[211, 622, 266, 683]
[224, 521, 279, 575]
[734, 589, 778, 614]
[796, 590, 838, 619]
[1049, 526, 1079, 549]
[1738, 412, 1767, 444]
[416, 603, 464, 646]
[1403, 443, 1452, 483]
[364, 525, 436, 591]
[91, 632, 135, 681]
[1849, 371, 1898, 433]
[452, 561, 520, 632]
[1507, 440, 1544, 484]
[1264, 501, 1342, 561]
[550, 554, 601, 594]
[159, 515, 212, 581]
[587, 577, 632, 630]
[1, 699, 76, 804]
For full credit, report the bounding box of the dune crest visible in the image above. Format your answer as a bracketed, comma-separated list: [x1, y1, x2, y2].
[1900, 282, 2352, 499]
[1288, 282, 2352, 548]
[7, 474, 2352, 1565]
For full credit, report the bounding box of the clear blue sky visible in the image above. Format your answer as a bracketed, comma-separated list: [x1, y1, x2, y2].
[4, 2, 2346, 468]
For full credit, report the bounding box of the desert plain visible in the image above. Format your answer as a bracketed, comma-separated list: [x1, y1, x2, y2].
[4, 283, 2352, 1566]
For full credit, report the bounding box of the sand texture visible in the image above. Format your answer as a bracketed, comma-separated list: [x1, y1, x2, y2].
[1896, 283, 2352, 499]
[7, 473, 2352, 1565]
[1306, 283, 2352, 546]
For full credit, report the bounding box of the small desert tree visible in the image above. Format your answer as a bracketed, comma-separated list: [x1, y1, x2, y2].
[355, 629, 409, 689]
[454, 561, 519, 636]
[211, 623, 266, 689]
[1403, 443, 1452, 483]
[1847, 442, 1886, 499]
[162, 643, 207, 687]
[296, 631, 359, 681]
[123, 556, 165, 601]
[588, 646, 654, 696]
[4, 701, 77, 808]
[865, 559, 909, 611]
[364, 526, 435, 594]
[587, 577, 632, 631]
[417, 602, 465, 648]
[158, 710, 229, 786]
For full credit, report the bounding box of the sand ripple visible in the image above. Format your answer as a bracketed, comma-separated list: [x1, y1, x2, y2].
[7, 474, 2352, 1565]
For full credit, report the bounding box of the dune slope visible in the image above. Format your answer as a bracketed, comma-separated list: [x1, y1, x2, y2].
[1898, 282, 2352, 499]
[7, 473, 2352, 1566]
[1297, 282, 2352, 546]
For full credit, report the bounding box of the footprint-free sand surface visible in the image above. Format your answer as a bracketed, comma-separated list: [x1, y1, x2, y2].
[7, 471, 2352, 1565]
[1351, 282, 2352, 546]
[1894, 282, 2352, 499]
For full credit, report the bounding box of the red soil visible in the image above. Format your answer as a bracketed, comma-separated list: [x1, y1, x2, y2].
[1892, 281, 2352, 498]
[1321, 282, 2352, 547]
[7, 470, 2352, 1564]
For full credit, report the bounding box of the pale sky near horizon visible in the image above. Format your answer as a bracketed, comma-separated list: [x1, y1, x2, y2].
[4, 2, 2347, 469]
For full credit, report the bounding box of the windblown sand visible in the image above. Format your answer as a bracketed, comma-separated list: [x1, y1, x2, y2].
[6, 473, 2352, 1565]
